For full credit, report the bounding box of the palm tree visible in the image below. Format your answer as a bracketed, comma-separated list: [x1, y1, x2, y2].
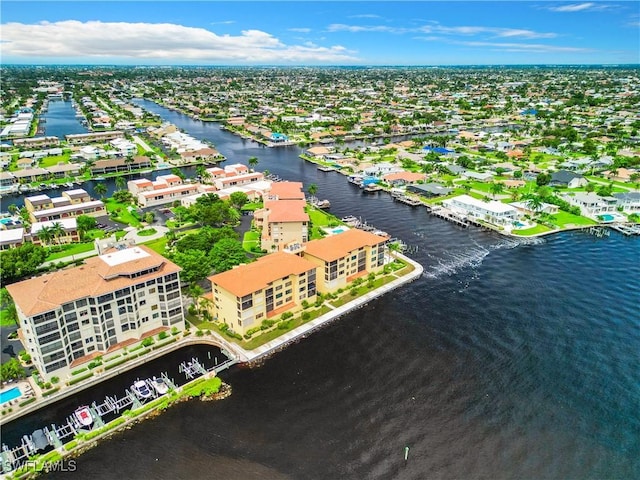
[50, 222, 65, 247]
[94, 182, 108, 199]
[248, 156, 259, 171]
[307, 183, 318, 197]
[115, 175, 126, 191]
[7, 204, 18, 216]
[525, 194, 544, 215]
[489, 182, 504, 199]
[196, 165, 206, 179]
[124, 155, 134, 172]
[630, 172, 640, 190]
[37, 225, 54, 246]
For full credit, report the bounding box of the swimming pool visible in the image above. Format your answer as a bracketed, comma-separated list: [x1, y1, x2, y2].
[0, 386, 22, 405]
[327, 227, 348, 235]
[0, 218, 14, 225]
[514, 221, 527, 228]
[600, 214, 615, 222]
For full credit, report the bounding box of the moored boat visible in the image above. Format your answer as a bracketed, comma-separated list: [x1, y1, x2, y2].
[74, 406, 93, 427]
[151, 376, 169, 395]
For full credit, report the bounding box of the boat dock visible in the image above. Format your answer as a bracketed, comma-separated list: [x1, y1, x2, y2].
[608, 223, 640, 236]
[0, 357, 236, 474]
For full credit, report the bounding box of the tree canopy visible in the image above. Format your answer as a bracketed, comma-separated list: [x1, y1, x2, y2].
[0, 243, 47, 284]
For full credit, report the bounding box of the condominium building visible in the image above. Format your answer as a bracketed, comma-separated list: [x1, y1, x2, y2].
[303, 229, 388, 292]
[208, 252, 318, 336]
[24, 189, 106, 223]
[254, 181, 309, 251]
[6, 246, 184, 381]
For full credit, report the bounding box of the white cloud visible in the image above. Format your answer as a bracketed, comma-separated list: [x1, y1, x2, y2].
[458, 41, 592, 53]
[327, 23, 409, 34]
[210, 20, 235, 25]
[288, 27, 312, 33]
[0, 20, 358, 63]
[348, 14, 382, 19]
[329, 22, 556, 39]
[547, 3, 613, 12]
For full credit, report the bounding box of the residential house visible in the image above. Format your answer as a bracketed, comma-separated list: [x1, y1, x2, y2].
[550, 170, 588, 188]
[563, 192, 617, 216]
[443, 194, 519, 225]
[406, 183, 453, 197]
[30, 218, 80, 245]
[612, 192, 640, 212]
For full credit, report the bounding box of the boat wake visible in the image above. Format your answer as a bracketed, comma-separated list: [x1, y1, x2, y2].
[422, 236, 545, 280]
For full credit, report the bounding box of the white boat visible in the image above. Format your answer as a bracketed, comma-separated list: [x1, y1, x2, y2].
[150, 376, 169, 395]
[74, 406, 93, 427]
[131, 379, 153, 399]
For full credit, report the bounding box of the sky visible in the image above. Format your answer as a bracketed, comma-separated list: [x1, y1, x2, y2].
[1, 1, 638, 65]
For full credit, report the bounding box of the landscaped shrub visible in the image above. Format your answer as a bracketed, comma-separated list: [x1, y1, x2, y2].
[141, 337, 154, 347]
[301, 311, 311, 321]
[104, 358, 129, 371]
[196, 330, 204, 337]
[350, 288, 358, 296]
[158, 331, 168, 340]
[19, 397, 37, 408]
[68, 372, 93, 385]
[42, 387, 60, 397]
[171, 326, 180, 336]
[188, 305, 197, 315]
[280, 311, 293, 321]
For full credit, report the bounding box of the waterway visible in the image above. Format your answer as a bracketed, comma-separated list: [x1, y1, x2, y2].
[7, 100, 640, 479]
[40, 98, 88, 139]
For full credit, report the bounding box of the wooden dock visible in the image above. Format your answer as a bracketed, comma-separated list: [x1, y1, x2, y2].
[608, 223, 640, 236]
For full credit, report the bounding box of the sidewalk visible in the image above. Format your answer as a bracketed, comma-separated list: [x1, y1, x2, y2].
[210, 253, 424, 364]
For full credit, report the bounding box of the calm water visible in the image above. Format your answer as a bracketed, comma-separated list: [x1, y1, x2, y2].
[14, 101, 640, 479]
[40, 99, 88, 139]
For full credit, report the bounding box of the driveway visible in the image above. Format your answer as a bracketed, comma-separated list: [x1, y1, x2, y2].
[123, 225, 170, 244]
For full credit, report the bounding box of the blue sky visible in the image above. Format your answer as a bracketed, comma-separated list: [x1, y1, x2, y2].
[1, 1, 638, 65]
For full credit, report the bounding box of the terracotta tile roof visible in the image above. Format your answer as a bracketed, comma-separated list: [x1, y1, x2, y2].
[265, 200, 309, 223]
[383, 172, 426, 182]
[6, 246, 181, 317]
[269, 181, 305, 200]
[209, 252, 317, 297]
[304, 229, 387, 262]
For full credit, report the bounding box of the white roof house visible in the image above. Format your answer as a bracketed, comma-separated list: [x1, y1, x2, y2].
[443, 194, 519, 225]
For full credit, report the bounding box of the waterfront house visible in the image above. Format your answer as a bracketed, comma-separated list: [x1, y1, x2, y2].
[383, 172, 427, 186]
[406, 183, 453, 198]
[90, 156, 151, 175]
[563, 192, 617, 217]
[208, 252, 318, 336]
[65, 131, 125, 145]
[0, 171, 17, 188]
[6, 246, 184, 381]
[612, 192, 640, 212]
[46, 163, 83, 179]
[12, 167, 51, 183]
[510, 201, 559, 216]
[442, 194, 519, 225]
[302, 229, 387, 293]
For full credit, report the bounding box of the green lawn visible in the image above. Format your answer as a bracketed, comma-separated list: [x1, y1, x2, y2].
[548, 211, 597, 228]
[242, 230, 260, 252]
[39, 152, 71, 168]
[512, 224, 554, 236]
[45, 242, 95, 261]
[142, 236, 168, 255]
[137, 228, 157, 237]
[105, 199, 142, 227]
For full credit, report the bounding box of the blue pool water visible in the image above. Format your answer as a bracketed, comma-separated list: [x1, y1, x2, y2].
[514, 221, 526, 228]
[0, 387, 21, 405]
[0, 218, 14, 225]
[328, 226, 348, 234]
[601, 214, 614, 222]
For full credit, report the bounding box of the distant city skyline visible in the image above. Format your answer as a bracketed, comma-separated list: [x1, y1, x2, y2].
[1, 1, 638, 65]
